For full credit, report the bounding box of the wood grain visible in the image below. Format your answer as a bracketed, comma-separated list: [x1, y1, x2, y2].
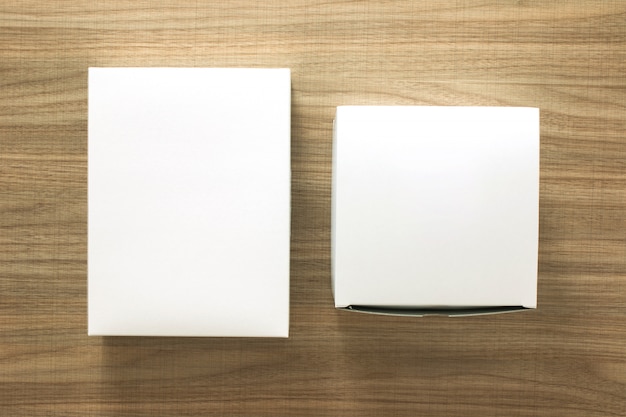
[1, 1, 625, 416]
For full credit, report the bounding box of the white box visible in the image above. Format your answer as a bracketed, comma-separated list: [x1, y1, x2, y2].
[332, 106, 539, 316]
[88, 68, 291, 336]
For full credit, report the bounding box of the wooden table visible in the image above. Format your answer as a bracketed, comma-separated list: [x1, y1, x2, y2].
[1, 2, 625, 416]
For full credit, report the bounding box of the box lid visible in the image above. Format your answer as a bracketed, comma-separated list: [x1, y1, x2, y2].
[332, 106, 539, 315]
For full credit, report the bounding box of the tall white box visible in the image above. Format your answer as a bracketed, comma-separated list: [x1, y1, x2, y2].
[88, 68, 291, 336]
[332, 106, 539, 316]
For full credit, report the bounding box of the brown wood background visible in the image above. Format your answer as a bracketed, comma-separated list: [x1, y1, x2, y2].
[1, 1, 625, 416]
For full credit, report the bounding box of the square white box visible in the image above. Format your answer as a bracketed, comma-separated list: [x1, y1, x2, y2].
[88, 68, 291, 336]
[332, 106, 539, 316]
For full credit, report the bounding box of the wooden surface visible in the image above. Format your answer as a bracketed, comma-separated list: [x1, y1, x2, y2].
[1, 1, 625, 416]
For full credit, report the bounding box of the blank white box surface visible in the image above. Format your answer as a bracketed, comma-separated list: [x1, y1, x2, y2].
[88, 68, 290, 337]
[332, 106, 539, 311]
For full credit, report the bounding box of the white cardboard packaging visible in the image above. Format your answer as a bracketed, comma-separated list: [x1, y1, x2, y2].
[88, 68, 291, 336]
[332, 106, 539, 316]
